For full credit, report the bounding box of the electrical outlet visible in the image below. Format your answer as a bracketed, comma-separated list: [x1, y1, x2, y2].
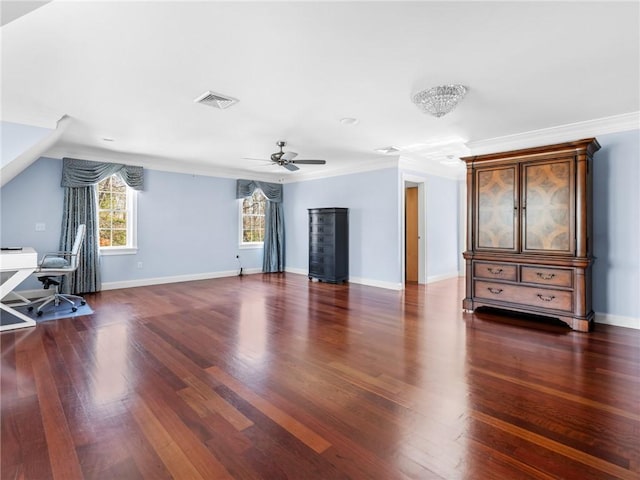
[137, 262, 143, 269]
[35, 223, 45, 231]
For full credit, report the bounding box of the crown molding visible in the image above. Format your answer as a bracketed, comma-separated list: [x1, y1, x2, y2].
[399, 155, 465, 181]
[277, 156, 400, 184]
[466, 111, 640, 155]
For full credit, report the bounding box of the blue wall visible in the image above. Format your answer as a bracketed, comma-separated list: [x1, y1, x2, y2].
[424, 174, 459, 279]
[284, 168, 401, 285]
[0, 158, 263, 290]
[100, 168, 263, 285]
[1, 157, 64, 290]
[592, 130, 640, 319]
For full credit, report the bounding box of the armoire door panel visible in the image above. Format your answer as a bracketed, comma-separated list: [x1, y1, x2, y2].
[475, 166, 518, 252]
[522, 159, 575, 254]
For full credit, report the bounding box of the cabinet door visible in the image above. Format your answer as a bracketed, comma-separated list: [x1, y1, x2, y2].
[475, 166, 519, 252]
[521, 158, 575, 254]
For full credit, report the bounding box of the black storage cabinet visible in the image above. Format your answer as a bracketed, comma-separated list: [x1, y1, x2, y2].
[308, 208, 348, 283]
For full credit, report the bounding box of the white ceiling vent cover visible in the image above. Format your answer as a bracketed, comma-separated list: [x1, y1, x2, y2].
[194, 91, 239, 109]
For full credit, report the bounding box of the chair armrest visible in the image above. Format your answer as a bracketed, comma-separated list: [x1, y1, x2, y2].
[38, 251, 78, 269]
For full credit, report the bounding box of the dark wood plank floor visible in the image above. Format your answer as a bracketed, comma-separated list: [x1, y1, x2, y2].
[1, 274, 639, 479]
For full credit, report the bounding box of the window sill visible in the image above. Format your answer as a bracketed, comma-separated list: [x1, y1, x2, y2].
[100, 247, 138, 256]
[239, 243, 264, 250]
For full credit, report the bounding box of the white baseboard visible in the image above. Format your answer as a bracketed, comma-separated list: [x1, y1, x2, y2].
[426, 271, 461, 284]
[285, 267, 307, 276]
[284, 268, 403, 291]
[101, 268, 262, 291]
[594, 312, 640, 330]
[349, 276, 403, 291]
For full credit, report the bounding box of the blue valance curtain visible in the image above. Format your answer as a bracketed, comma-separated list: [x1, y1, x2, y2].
[60, 158, 144, 293]
[61, 158, 144, 190]
[236, 179, 284, 273]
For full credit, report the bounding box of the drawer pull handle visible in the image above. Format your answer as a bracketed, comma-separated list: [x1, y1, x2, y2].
[537, 294, 556, 302]
[536, 272, 556, 280]
[487, 287, 503, 295]
[487, 267, 503, 274]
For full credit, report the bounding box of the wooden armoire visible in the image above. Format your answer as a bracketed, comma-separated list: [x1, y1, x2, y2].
[462, 138, 600, 332]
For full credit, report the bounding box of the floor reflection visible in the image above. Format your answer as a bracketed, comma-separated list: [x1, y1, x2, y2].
[237, 298, 268, 364]
[91, 323, 131, 407]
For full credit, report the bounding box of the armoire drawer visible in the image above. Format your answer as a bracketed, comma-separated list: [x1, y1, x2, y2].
[520, 266, 573, 288]
[475, 280, 573, 313]
[309, 215, 335, 226]
[474, 262, 517, 281]
[310, 223, 335, 235]
[310, 252, 333, 264]
[309, 261, 334, 276]
[309, 243, 333, 255]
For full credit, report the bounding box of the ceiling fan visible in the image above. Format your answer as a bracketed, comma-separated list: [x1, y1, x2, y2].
[245, 141, 327, 171]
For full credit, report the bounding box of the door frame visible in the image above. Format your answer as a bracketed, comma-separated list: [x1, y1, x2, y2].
[401, 174, 427, 286]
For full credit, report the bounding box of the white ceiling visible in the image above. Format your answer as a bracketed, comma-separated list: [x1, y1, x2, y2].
[2, 1, 639, 181]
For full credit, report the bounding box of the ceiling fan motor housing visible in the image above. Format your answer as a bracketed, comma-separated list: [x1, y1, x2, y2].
[271, 141, 287, 163]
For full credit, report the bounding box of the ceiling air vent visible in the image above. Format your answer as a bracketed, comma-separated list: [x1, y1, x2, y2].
[375, 146, 400, 155]
[194, 91, 239, 109]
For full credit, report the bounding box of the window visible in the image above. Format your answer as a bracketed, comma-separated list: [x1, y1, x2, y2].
[240, 189, 267, 247]
[97, 175, 137, 254]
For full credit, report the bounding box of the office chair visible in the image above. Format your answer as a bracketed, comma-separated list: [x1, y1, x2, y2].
[28, 224, 87, 317]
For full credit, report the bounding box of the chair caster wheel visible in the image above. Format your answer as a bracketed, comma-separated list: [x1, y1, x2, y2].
[81, 301, 86, 306]
[37, 311, 43, 317]
[28, 306, 34, 312]
[72, 307, 77, 312]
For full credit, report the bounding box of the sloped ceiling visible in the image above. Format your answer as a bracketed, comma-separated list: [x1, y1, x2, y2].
[0, 1, 52, 27]
[1, 1, 639, 181]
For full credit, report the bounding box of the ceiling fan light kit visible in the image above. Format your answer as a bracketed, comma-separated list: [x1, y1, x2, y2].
[412, 84, 467, 118]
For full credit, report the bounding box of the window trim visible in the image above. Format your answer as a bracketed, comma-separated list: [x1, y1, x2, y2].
[98, 176, 138, 256]
[238, 190, 266, 249]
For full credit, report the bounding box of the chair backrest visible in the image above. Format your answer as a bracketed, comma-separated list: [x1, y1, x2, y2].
[69, 224, 86, 270]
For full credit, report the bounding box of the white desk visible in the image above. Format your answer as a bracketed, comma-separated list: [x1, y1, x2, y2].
[1, 248, 38, 331]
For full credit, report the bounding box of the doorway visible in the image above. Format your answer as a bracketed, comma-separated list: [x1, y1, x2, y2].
[405, 186, 418, 283]
[402, 177, 426, 285]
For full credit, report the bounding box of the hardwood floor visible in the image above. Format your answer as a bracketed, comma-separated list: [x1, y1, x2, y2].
[1, 274, 638, 479]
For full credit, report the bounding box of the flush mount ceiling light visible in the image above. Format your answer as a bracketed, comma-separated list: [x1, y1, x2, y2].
[412, 84, 467, 118]
[340, 117, 359, 125]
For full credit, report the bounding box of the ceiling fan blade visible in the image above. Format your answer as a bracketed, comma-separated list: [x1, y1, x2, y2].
[290, 159, 326, 165]
[283, 163, 299, 171]
[243, 157, 272, 162]
[280, 151, 298, 162]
